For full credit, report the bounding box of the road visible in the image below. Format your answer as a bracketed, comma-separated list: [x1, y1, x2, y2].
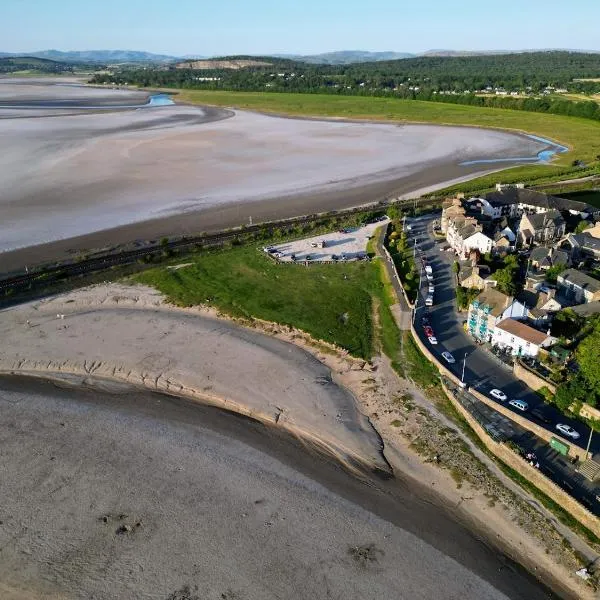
[407, 212, 599, 456]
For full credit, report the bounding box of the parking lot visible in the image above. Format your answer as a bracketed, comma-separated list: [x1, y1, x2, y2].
[265, 218, 389, 263]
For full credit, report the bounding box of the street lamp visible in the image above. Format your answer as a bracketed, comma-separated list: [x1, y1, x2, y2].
[461, 352, 469, 385]
[412, 264, 423, 325]
[585, 426, 594, 461]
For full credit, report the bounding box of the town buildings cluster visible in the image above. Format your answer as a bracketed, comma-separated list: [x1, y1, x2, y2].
[441, 185, 600, 358]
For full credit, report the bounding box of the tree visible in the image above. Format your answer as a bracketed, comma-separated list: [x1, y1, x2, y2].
[452, 261, 460, 274]
[575, 220, 591, 234]
[576, 327, 600, 391]
[493, 265, 518, 295]
[545, 264, 566, 283]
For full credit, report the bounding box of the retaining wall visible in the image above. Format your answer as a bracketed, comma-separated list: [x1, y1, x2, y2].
[440, 379, 600, 538]
[514, 360, 557, 394]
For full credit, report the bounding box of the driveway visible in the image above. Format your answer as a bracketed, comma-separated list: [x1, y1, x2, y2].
[408, 212, 599, 456]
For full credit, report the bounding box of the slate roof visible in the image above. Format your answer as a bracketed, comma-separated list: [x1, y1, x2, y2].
[557, 269, 600, 293]
[568, 301, 600, 316]
[523, 209, 565, 230]
[484, 188, 597, 214]
[472, 287, 513, 317]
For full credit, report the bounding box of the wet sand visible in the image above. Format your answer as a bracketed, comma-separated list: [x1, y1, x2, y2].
[0, 375, 556, 600]
[0, 79, 551, 269]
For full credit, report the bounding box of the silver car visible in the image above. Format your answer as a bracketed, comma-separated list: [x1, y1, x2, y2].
[490, 388, 507, 402]
[441, 351, 455, 364]
[556, 424, 580, 439]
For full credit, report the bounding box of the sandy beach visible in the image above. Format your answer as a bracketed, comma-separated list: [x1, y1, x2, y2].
[0, 79, 552, 261]
[0, 283, 596, 599]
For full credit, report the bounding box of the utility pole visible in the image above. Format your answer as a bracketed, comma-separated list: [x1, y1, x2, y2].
[461, 352, 469, 385]
[585, 427, 594, 461]
[413, 237, 417, 259]
[412, 264, 423, 325]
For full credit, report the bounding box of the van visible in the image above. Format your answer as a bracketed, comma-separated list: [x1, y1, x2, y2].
[509, 399, 529, 412]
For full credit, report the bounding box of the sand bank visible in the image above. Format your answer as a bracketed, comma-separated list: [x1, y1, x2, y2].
[0, 283, 595, 599]
[0, 284, 388, 473]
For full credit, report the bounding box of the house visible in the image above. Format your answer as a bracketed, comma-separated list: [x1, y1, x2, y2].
[518, 210, 565, 247]
[518, 288, 562, 326]
[458, 265, 496, 290]
[562, 233, 600, 263]
[529, 246, 570, 271]
[484, 186, 599, 220]
[492, 318, 557, 357]
[567, 300, 600, 317]
[467, 287, 528, 342]
[557, 269, 600, 304]
[441, 196, 466, 233]
[462, 231, 495, 255]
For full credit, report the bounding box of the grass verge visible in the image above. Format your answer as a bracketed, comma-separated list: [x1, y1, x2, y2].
[134, 240, 400, 361]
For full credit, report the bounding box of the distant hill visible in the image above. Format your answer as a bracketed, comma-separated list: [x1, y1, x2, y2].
[0, 55, 81, 74]
[292, 50, 415, 64]
[0, 50, 179, 63]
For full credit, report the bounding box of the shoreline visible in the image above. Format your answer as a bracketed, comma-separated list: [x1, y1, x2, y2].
[0, 282, 595, 599]
[0, 160, 514, 273]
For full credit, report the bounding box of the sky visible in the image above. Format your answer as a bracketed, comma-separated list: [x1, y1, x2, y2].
[2, 0, 599, 56]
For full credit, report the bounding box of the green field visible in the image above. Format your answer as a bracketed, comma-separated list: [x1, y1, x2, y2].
[178, 90, 600, 189]
[134, 243, 398, 360]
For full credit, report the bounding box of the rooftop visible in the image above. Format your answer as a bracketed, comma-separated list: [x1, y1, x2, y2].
[557, 269, 600, 293]
[522, 209, 565, 230]
[472, 287, 513, 316]
[567, 301, 600, 317]
[484, 188, 597, 214]
[496, 318, 550, 346]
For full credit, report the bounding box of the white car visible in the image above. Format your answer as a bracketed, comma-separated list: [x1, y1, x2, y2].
[427, 335, 438, 345]
[441, 351, 455, 364]
[556, 424, 580, 440]
[490, 389, 507, 402]
[425, 295, 434, 306]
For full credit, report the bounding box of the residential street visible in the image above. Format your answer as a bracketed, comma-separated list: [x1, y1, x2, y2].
[408, 212, 600, 456]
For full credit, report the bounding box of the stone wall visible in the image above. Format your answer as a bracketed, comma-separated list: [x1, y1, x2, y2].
[580, 403, 600, 422]
[513, 360, 557, 394]
[440, 379, 600, 538]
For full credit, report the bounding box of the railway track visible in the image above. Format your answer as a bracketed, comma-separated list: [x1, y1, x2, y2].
[0, 197, 441, 296]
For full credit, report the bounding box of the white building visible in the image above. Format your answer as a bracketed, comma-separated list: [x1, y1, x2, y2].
[492, 318, 556, 358]
[462, 231, 494, 255]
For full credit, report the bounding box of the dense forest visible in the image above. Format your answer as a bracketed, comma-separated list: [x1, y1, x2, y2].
[90, 51, 600, 122]
[0, 56, 90, 74]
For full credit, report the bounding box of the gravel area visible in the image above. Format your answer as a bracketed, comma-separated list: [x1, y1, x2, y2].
[267, 219, 388, 263]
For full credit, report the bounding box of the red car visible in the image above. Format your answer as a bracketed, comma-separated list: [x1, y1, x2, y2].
[424, 326, 434, 338]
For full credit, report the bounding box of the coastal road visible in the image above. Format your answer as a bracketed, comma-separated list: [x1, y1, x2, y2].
[408, 212, 600, 456]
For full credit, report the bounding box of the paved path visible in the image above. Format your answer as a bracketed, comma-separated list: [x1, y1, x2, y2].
[374, 224, 412, 330]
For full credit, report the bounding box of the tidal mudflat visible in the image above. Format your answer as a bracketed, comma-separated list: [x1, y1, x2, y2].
[0, 80, 553, 260]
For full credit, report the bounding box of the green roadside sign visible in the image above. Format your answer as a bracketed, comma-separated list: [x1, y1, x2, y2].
[550, 437, 569, 456]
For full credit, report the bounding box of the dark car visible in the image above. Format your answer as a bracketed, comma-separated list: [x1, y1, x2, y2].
[421, 315, 430, 326]
[530, 408, 552, 425]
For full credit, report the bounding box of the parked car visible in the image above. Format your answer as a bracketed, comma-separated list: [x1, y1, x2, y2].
[508, 399, 529, 412]
[426, 272, 434, 282]
[331, 254, 339, 261]
[489, 389, 507, 402]
[428, 335, 438, 345]
[424, 326, 434, 337]
[441, 351, 455, 364]
[428, 284, 435, 294]
[556, 424, 581, 440]
[530, 408, 552, 424]
[421, 315, 430, 327]
[425, 295, 434, 306]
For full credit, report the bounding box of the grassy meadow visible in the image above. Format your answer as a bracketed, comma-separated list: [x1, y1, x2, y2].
[134, 241, 400, 360]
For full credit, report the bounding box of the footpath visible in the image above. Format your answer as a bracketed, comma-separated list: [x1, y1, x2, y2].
[374, 225, 412, 330]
